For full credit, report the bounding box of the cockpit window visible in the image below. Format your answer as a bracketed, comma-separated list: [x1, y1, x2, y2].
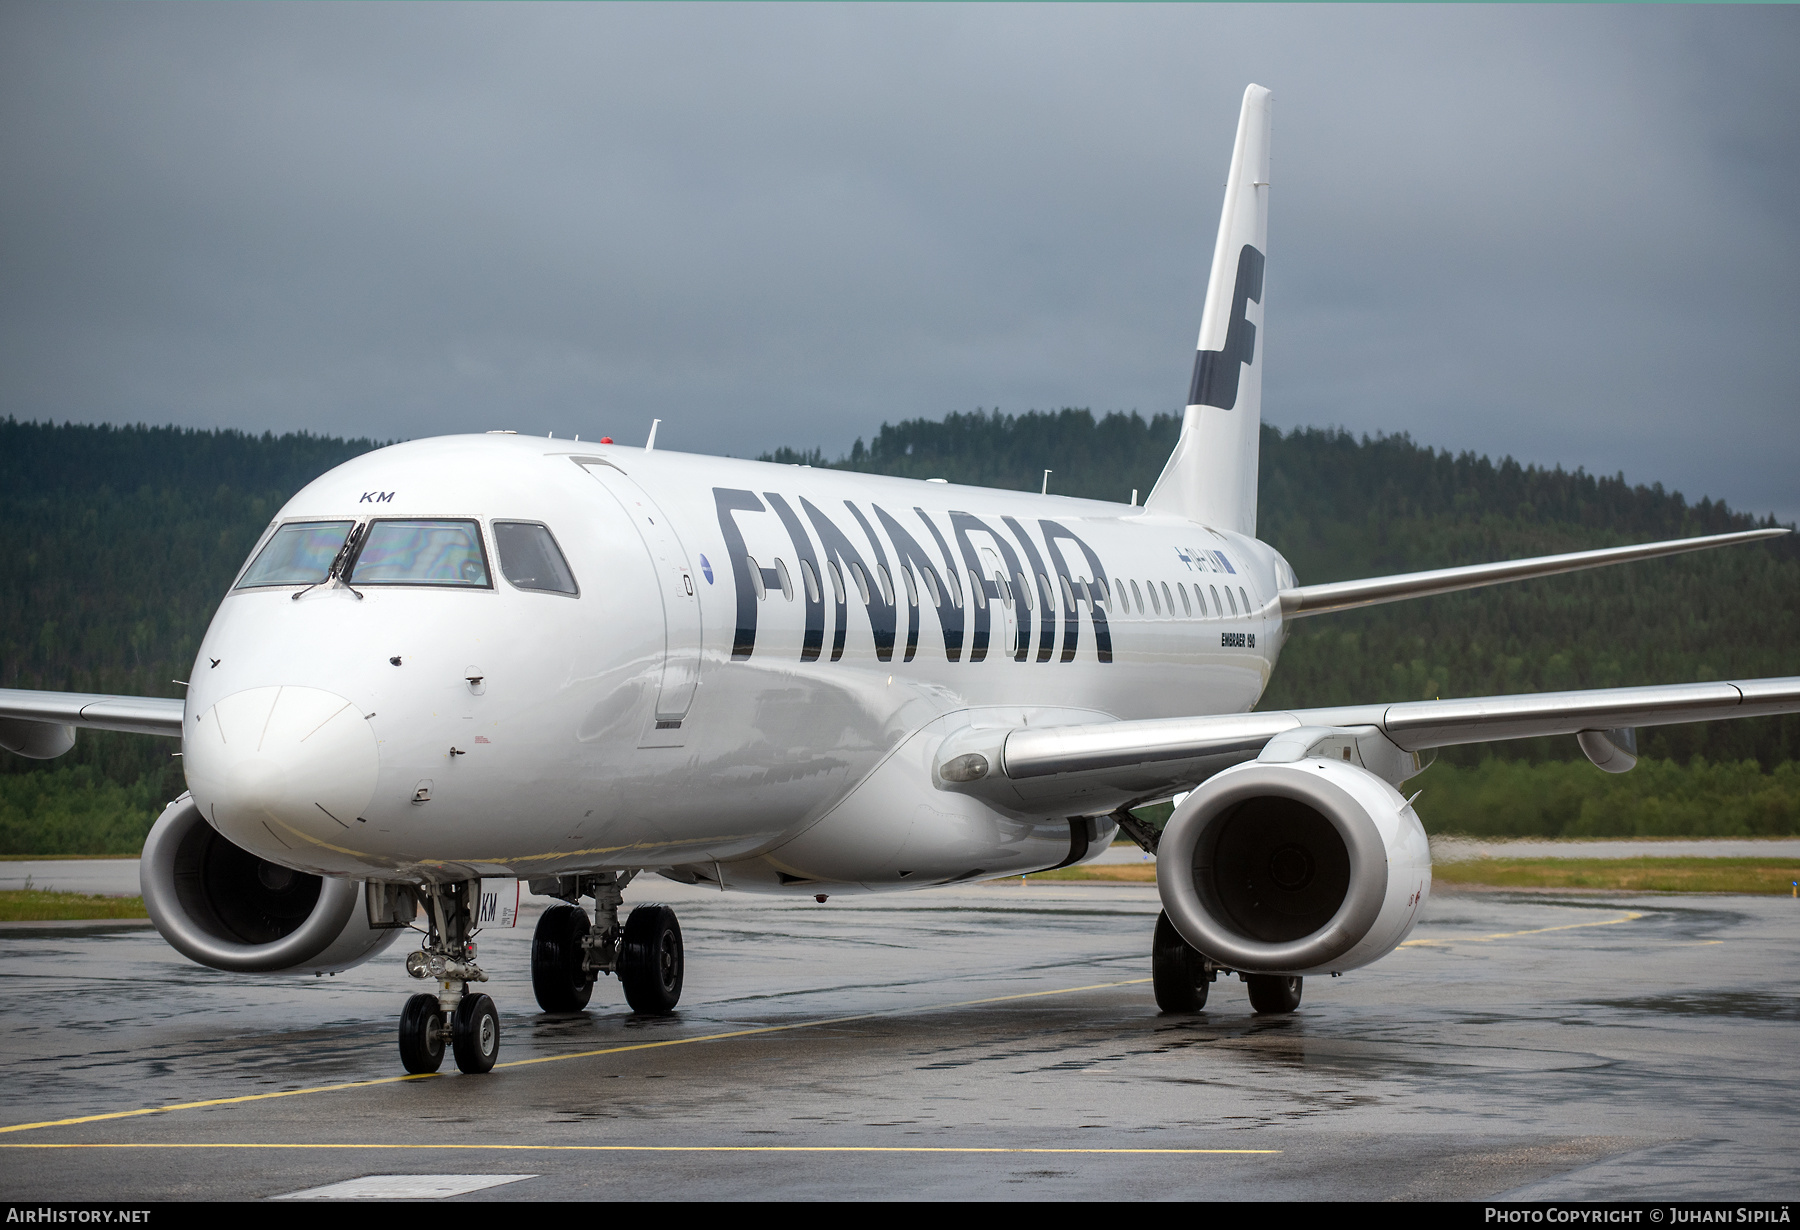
[235, 521, 354, 588]
[494, 522, 579, 595]
[350, 520, 491, 587]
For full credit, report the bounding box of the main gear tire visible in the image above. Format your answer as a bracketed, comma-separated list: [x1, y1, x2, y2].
[1152, 910, 1210, 1013]
[1246, 974, 1303, 1014]
[531, 903, 594, 1013]
[617, 903, 684, 1015]
[398, 993, 445, 1074]
[451, 992, 501, 1073]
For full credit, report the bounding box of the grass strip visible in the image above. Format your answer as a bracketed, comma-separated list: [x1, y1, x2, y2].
[1013, 857, 1800, 894]
[1431, 857, 1800, 894]
[1010, 865, 1157, 884]
[0, 889, 148, 921]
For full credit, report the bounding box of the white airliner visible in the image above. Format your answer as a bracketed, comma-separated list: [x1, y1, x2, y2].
[3, 84, 1795, 1077]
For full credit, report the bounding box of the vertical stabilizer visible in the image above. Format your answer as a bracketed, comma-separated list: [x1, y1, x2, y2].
[1145, 84, 1271, 534]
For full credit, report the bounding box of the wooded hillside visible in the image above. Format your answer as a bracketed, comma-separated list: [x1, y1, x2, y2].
[3, 412, 1796, 850]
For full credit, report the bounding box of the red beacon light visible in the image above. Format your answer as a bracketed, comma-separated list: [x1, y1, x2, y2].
[599, 437, 613, 445]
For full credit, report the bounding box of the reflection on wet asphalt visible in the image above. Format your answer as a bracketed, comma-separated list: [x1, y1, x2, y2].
[1, 881, 1796, 1201]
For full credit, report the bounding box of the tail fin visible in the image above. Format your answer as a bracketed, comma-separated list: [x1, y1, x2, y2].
[1144, 84, 1272, 535]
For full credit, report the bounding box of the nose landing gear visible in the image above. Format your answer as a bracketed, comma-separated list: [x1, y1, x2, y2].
[527, 871, 684, 1017]
[398, 881, 497, 1074]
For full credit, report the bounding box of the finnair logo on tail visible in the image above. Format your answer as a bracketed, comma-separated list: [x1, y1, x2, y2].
[1188, 244, 1265, 411]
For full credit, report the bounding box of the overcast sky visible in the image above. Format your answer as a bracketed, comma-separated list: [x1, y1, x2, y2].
[3, 3, 1796, 520]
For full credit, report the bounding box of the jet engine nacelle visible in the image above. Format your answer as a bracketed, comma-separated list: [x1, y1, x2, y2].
[1158, 759, 1431, 976]
[140, 795, 402, 974]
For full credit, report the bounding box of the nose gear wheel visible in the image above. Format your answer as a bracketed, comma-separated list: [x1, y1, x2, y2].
[398, 992, 445, 1074]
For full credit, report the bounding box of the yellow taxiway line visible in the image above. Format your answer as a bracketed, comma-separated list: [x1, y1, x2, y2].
[0, 976, 1154, 1137]
[1399, 910, 1644, 948]
[0, 909, 1653, 1139]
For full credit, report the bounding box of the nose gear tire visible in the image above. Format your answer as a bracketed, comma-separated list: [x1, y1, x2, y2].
[1151, 910, 1210, 1013]
[531, 903, 594, 1012]
[452, 992, 501, 1073]
[618, 903, 684, 1015]
[1246, 974, 1303, 1014]
[398, 993, 445, 1074]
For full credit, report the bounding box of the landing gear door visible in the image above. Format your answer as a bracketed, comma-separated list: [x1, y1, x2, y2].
[575, 460, 702, 724]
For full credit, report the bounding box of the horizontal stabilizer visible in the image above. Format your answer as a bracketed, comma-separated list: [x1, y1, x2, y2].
[1280, 528, 1788, 619]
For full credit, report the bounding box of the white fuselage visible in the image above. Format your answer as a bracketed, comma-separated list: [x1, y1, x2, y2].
[182, 434, 1292, 894]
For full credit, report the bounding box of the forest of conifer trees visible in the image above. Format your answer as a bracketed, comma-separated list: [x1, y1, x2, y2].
[3, 413, 1796, 853]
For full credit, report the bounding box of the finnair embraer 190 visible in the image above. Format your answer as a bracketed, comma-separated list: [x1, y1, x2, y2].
[4, 84, 1795, 1076]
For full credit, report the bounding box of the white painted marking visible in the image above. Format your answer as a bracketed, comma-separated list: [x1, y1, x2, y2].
[275, 1173, 535, 1200]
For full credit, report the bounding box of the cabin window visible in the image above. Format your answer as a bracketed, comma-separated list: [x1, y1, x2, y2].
[849, 561, 872, 605]
[1161, 581, 1175, 615]
[994, 571, 1012, 606]
[236, 520, 354, 588]
[1211, 584, 1224, 615]
[351, 520, 490, 587]
[1093, 577, 1110, 608]
[944, 566, 963, 609]
[1061, 575, 1076, 610]
[493, 522, 579, 595]
[920, 563, 942, 607]
[901, 563, 919, 607]
[1239, 586, 1252, 615]
[1177, 583, 1192, 616]
[746, 556, 767, 600]
[1130, 580, 1144, 612]
[1147, 581, 1161, 615]
[1016, 572, 1034, 611]
[1038, 573, 1055, 611]
[801, 559, 822, 604]
[775, 557, 794, 601]
[828, 561, 846, 605]
[1225, 587, 1238, 615]
[1193, 583, 1206, 616]
[876, 564, 895, 605]
[968, 568, 987, 610]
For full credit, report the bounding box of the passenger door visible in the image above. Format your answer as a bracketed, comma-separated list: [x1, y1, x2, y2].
[575, 460, 702, 725]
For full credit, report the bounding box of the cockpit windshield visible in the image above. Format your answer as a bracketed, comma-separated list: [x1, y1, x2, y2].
[349, 520, 490, 587]
[235, 521, 354, 588]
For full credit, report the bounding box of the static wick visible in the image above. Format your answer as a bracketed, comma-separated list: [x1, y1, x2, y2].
[1042, 469, 1052, 495]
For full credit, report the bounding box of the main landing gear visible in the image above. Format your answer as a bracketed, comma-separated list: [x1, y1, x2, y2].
[528, 871, 686, 1016]
[1151, 909, 1303, 1016]
[398, 880, 500, 1075]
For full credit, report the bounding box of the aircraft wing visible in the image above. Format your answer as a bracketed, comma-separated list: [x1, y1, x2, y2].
[0, 689, 185, 739]
[1279, 527, 1787, 618]
[937, 676, 1800, 816]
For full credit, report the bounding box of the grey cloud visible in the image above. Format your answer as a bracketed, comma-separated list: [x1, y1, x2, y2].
[1, 3, 1795, 519]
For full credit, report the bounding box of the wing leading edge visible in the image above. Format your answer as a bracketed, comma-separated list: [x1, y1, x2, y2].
[936, 676, 1800, 816]
[1280, 527, 1787, 618]
[0, 689, 185, 740]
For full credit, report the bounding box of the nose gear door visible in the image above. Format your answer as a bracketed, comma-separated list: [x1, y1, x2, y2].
[576, 460, 702, 723]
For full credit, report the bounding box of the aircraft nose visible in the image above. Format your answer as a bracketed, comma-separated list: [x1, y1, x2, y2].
[184, 686, 380, 850]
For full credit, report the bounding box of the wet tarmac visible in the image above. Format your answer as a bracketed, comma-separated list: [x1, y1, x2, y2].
[1, 878, 1797, 1201]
